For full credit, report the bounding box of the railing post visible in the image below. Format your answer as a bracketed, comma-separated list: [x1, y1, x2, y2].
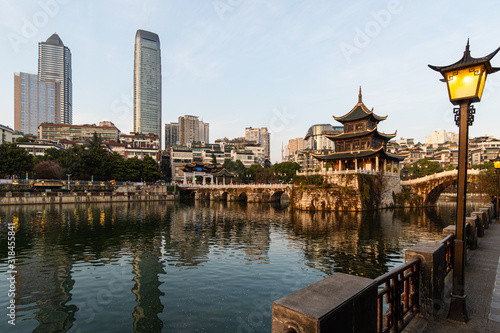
[405, 242, 446, 318]
[479, 207, 491, 229]
[471, 211, 485, 237]
[272, 274, 377, 332]
[465, 216, 478, 249]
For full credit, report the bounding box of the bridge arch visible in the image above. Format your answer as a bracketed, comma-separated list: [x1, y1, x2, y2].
[401, 170, 480, 206]
[220, 192, 228, 201]
[237, 192, 247, 202]
[426, 178, 456, 204]
[270, 191, 285, 202]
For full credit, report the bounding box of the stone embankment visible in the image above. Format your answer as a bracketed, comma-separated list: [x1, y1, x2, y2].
[0, 192, 179, 206]
[292, 171, 401, 211]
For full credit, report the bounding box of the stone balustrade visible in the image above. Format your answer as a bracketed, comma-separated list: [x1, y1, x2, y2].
[272, 202, 496, 333]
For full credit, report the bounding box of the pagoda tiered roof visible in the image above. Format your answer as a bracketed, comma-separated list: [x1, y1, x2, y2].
[311, 147, 409, 162]
[181, 161, 235, 177]
[325, 128, 397, 141]
[333, 87, 387, 123]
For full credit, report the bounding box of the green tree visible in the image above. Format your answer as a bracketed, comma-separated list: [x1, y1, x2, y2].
[402, 158, 442, 179]
[109, 153, 128, 181]
[142, 155, 161, 182]
[210, 153, 218, 168]
[222, 159, 236, 171]
[0, 142, 34, 178]
[125, 157, 142, 181]
[234, 160, 247, 182]
[471, 161, 493, 170]
[271, 162, 301, 183]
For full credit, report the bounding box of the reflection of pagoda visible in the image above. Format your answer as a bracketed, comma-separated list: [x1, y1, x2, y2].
[312, 88, 408, 172]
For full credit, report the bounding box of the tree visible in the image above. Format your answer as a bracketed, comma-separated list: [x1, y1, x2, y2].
[0, 142, 34, 178]
[476, 169, 497, 196]
[234, 160, 247, 182]
[125, 157, 142, 181]
[402, 158, 442, 179]
[142, 155, 161, 182]
[271, 162, 301, 183]
[222, 159, 236, 172]
[471, 161, 493, 170]
[109, 153, 128, 181]
[210, 153, 218, 168]
[34, 160, 63, 179]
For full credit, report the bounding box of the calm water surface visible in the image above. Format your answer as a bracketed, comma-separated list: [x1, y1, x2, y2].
[0, 200, 479, 332]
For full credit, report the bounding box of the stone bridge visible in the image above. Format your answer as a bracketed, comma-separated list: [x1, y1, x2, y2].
[178, 184, 293, 203]
[400, 169, 481, 205]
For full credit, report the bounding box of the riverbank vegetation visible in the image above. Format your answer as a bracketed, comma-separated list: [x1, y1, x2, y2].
[0, 135, 161, 182]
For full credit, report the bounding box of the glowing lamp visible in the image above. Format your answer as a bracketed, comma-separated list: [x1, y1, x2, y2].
[493, 154, 500, 169]
[429, 40, 500, 105]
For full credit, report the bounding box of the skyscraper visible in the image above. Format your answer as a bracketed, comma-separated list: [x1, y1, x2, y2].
[38, 33, 72, 124]
[134, 30, 162, 143]
[14, 72, 59, 135]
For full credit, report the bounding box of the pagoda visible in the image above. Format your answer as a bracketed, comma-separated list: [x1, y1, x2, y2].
[312, 87, 408, 173]
[180, 161, 235, 185]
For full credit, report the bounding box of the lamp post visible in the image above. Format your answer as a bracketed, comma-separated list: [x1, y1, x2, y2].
[67, 174, 71, 191]
[493, 154, 500, 221]
[429, 40, 500, 322]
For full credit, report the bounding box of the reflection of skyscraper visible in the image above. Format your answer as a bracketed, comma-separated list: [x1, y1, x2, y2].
[131, 235, 165, 332]
[134, 30, 162, 143]
[38, 33, 72, 124]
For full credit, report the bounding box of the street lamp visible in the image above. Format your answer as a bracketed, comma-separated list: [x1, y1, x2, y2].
[493, 154, 500, 222]
[67, 174, 71, 191]
[429, 40, 500, 323]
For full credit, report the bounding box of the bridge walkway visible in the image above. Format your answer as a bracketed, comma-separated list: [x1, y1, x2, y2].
[405, 221, 500, 333]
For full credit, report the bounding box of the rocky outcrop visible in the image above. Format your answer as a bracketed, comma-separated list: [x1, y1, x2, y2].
[292, 173, 401, 211]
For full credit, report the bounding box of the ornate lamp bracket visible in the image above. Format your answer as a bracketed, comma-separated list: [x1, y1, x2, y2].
[453, 105, 476, 127]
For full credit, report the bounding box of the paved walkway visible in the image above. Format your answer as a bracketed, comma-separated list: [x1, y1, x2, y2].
[405, 222, 500, 333]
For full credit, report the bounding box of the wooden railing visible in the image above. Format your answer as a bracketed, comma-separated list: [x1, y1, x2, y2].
[374, 258, 420, 333]
[440, 234, 454, 276]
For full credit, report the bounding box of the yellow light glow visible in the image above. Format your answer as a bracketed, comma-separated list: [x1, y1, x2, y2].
[446, 65, 487, 103]
[494, 160, 500, 169]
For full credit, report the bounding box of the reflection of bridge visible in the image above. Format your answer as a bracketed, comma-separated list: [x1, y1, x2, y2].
[178, 184, 293, 202]
[401, 169, 481, 205]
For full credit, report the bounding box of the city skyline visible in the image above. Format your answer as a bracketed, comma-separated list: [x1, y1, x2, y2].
[2, 1, 500, 162]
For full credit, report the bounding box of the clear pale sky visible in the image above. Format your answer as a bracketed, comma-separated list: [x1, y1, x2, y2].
[2, 0, 500, 163]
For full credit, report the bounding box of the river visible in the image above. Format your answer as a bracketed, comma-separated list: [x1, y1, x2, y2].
[0, 200, 480, 332]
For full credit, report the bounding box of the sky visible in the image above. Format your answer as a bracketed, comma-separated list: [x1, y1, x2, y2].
[2, 0, 500, 163]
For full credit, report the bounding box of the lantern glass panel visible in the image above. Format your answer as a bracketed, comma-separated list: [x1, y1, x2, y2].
[494, 159, 500, 169]
[446, 65, 486, 102]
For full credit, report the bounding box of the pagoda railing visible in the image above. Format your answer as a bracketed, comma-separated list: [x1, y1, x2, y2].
[296, 169, 399, 177]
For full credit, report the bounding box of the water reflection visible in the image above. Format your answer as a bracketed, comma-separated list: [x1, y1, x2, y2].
[0, 200, 481, 332]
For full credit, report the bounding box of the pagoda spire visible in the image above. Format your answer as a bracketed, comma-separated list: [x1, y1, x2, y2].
[358, 86, 362, 103]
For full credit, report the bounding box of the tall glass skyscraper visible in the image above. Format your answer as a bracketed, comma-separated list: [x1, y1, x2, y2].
[38, 33, 72, 124]
[14, 73, 59, 135]
[134, 30, 162, 143]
